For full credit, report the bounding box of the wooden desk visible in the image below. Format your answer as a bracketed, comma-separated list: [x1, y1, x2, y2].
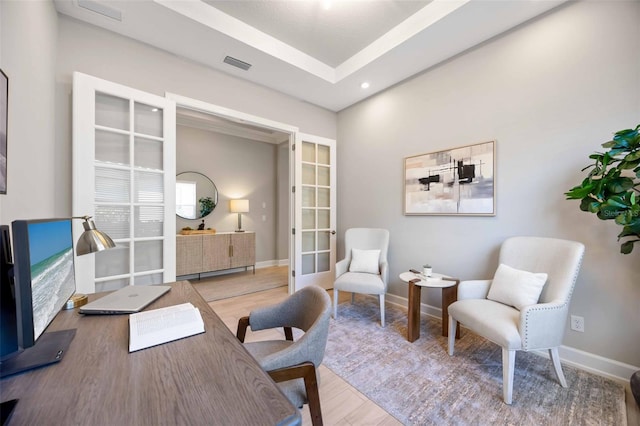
[0, 281, 300, 425]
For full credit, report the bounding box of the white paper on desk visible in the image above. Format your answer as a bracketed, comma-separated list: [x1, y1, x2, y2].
[129, 302, 205, 352]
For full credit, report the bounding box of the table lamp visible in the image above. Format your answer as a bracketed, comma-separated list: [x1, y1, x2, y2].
[229, 199, 249, 232]
[74, 215, 116, 255]
[65, 216, 116, 309]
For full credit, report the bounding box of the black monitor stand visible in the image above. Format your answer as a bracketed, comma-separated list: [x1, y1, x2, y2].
[0, 329, 76, 378]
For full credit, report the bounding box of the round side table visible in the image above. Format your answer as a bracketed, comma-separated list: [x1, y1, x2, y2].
[399, 271, 460, 342]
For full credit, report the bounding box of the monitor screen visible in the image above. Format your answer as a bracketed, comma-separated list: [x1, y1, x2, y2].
[11, 219, 76, 348]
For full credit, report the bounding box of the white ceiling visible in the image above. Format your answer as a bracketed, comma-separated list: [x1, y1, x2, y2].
[54, 0, 566, 112]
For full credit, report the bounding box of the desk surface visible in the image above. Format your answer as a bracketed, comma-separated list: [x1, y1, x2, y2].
[0, 281, 300, 425]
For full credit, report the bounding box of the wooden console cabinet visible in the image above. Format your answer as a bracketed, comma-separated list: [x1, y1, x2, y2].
[176, 232, 255, 277]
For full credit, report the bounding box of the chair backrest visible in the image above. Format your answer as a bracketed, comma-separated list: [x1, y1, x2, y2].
[343, 228, 390, 264]
[499, 236, 585, 305]
[291, 285, 332, 367]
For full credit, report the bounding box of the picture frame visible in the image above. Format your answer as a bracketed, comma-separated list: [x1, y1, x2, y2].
[404, 140, 495, 216]
[0, 69, 7, 194]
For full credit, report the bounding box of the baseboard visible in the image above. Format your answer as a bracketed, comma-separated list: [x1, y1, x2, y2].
[384, 293, 638, 385]
[255, 260, 277, 269]
[277, 259, 289, 267]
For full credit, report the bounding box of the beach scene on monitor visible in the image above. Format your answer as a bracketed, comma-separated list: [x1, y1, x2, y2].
[405, 141, 495, 215]
[28, 221, 76, 340]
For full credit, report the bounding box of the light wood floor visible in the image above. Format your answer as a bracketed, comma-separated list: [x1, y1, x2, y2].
[206, 270, 640, 426]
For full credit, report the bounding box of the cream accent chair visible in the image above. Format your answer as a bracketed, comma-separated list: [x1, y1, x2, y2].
[447, 236, 585, 404]
[333, 228, 389, 327]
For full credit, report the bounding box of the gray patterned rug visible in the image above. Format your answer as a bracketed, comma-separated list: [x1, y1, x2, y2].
[324, 297, 626, 425]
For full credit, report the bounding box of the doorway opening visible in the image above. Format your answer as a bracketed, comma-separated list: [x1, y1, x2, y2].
[169, 94, 297, 297]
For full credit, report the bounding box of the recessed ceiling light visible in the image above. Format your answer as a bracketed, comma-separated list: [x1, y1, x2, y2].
[323, 1, 332, 10]
[360, 82, 370, 89]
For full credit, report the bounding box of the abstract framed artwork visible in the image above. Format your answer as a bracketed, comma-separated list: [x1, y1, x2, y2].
[404, 141, 495, 216]
[0, 69, 6, 194]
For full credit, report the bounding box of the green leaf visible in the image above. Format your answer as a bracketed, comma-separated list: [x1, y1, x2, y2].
[580, 197, 600, 212]
[618, 226, 640, 238]
[606, 177, 634, 193]
[614, 211, 633, 225]
[597, 205, 622, 220]
[606, 195, 629, 209]
[565, 184, 595, 199]
[619, 159, 640, 169]
[624, 151, 640, 162]
[620, 240, 636, 254]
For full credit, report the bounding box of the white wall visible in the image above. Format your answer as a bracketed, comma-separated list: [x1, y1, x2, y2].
[0, 1, 59, 223]
[337, 1, 640, 369]
[176, 125, 278, 263]
[50, 14, 336, 221]
[0, 4, 335, 250]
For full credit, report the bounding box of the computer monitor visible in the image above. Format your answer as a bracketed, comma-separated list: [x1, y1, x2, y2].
[0, 218, 77, 379]
[0, 225, 17, 360]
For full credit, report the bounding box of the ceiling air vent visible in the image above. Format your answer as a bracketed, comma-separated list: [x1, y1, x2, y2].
[78, 0, 122, 21]
[223, 56, 252, 71]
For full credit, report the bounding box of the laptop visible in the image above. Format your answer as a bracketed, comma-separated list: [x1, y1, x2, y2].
[79, 285, 171, 315]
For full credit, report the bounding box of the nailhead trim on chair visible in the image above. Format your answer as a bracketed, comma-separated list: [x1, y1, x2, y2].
[521, 253, 584, 349]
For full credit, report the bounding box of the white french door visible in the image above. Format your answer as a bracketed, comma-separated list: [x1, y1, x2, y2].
[292, 133, 337, 292]
[72, 72, 176, 294]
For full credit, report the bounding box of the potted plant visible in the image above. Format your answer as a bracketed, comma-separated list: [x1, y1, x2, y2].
[565, 124, 640, 406]
[565, 125, 640, 254]
[199, 196, 215, 217]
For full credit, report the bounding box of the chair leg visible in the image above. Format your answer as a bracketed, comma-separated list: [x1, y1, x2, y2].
[379, 294, 385, 327]
[351, 293, 355, 304]
[448, 316, 457, 356]
[268, 362, 323, 426]
[333, 289, 338, 319]
[502, 348, 515, 404]
[549, 347, 567, 387]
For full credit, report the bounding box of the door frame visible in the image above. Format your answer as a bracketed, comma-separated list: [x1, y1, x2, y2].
[165, 93, 300, 293]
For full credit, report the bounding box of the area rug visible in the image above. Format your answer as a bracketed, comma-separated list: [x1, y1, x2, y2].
[324, 297, 626, 425]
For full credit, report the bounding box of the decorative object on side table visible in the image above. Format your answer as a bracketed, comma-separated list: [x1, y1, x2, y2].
[422, 264, 432, 277]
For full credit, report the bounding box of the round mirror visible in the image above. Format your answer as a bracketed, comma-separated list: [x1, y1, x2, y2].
[176, 171, 218, 220]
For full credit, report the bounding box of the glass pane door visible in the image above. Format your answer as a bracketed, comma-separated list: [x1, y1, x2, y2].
[73, 73, 176, 294]
[294, 133, 336, 291]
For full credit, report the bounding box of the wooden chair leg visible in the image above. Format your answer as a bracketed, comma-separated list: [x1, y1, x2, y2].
[268, 362, 323, 426]
[284, 326, 294, 341]
[236, 316, 250, 343]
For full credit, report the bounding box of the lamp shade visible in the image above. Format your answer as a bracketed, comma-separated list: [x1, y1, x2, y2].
[76, 218, 116, 256]
[229, 199, 249, 213]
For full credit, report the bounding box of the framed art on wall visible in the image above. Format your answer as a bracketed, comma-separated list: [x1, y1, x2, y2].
[404, 140, 495, 216]
[0, 69, 7, 194]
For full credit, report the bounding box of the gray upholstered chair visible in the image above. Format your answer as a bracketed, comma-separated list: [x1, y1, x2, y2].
[236, 285, 331, 426]
[448, 236, 585, 404]
[333, 228, 389, 327]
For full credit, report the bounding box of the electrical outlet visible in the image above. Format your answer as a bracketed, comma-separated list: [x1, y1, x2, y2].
[570, 315, 585, 332]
